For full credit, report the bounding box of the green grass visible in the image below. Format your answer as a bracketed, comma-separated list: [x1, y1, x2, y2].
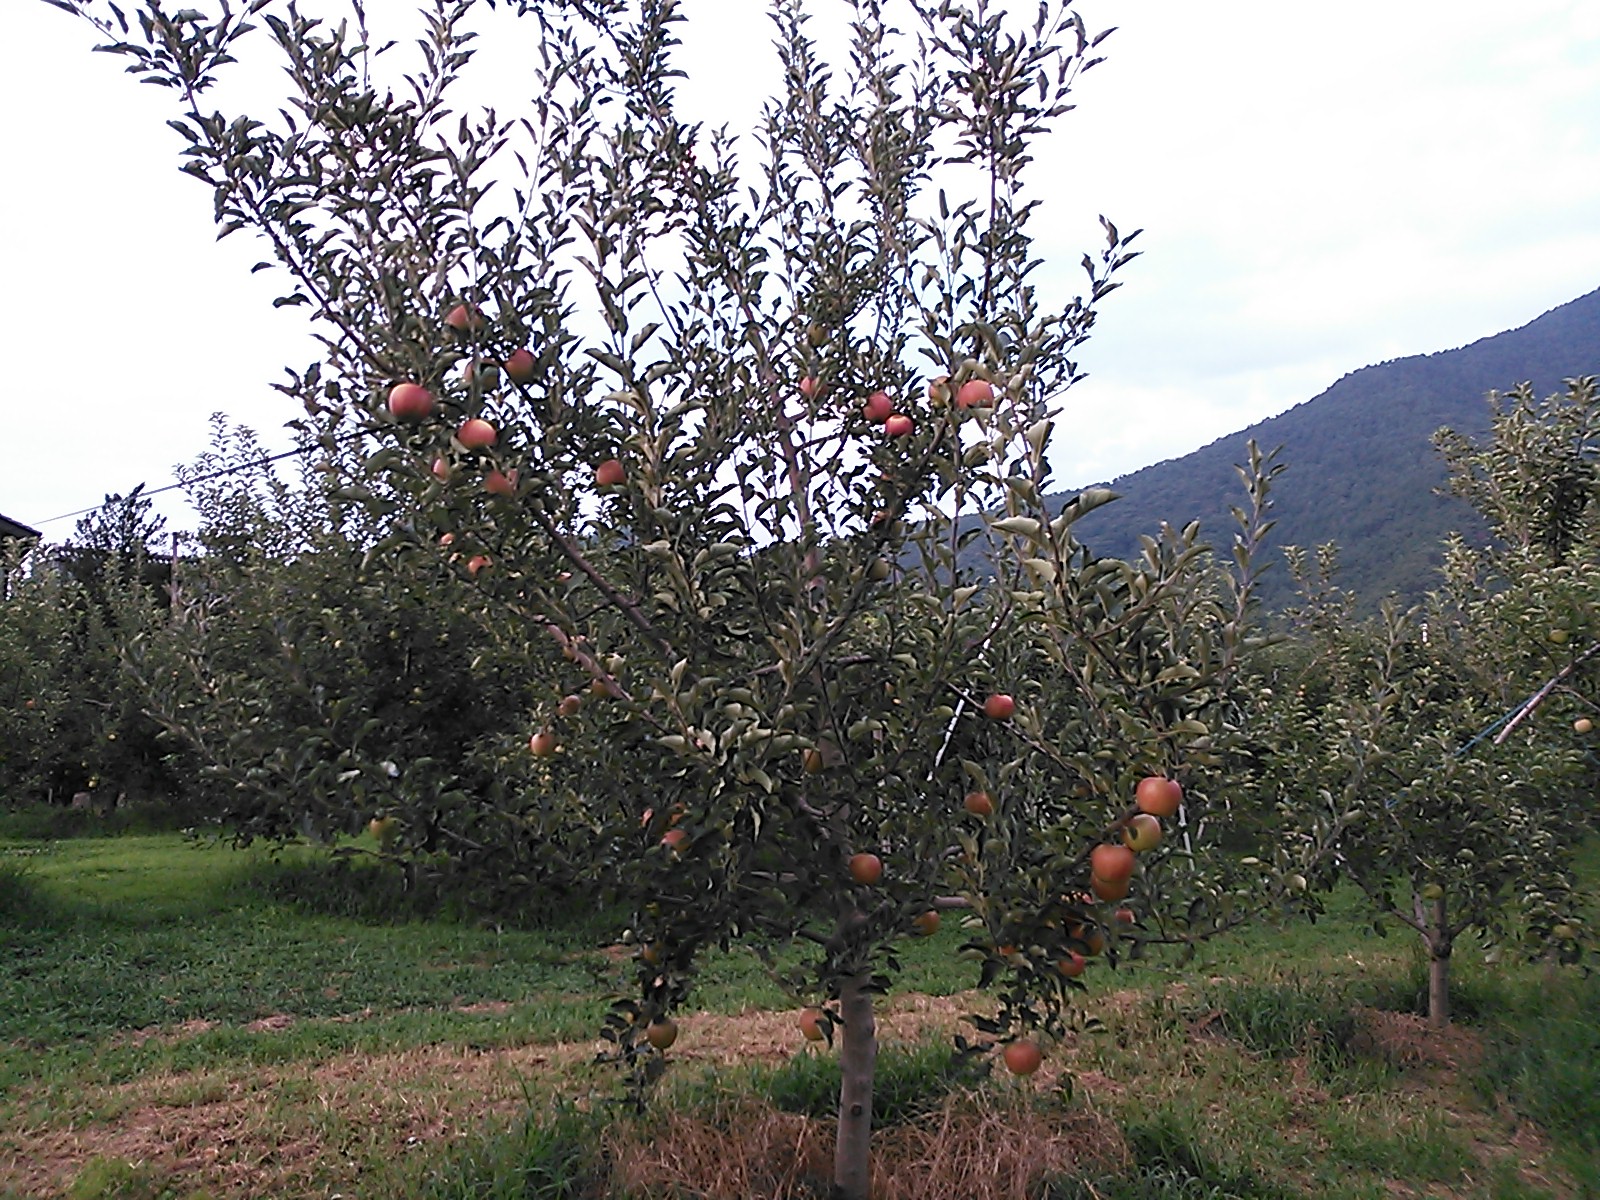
[2, 830, 1596, 1199]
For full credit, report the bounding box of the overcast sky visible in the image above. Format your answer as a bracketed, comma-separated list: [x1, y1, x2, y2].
[4, 0, 1599, 539]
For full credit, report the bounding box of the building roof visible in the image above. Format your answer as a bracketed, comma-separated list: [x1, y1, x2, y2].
[0, 512, 41, 540]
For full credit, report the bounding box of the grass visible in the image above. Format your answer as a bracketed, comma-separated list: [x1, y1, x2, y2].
[1, 830, 1595, 1199]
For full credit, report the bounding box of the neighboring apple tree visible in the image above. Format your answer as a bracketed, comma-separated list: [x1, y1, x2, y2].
[70, 1, 1282, 1193]
[1240, 380, 1597, 1026]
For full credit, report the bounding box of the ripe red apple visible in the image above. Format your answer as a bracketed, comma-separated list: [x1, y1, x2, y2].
[1057, 952, 1086, 979]
[438, 532, 456, 548]
[1091, 873, 1130, 903]
[661, 828, 688, 852]
[1114, 906, 1136, 925]
[444, 303, 483, 334]
[504, 347, 537, 384]
[595, 458, 626, 487]
[431, 456, 452, 482]
[955, 379, 994, 409]
[799, 376, 821, 400]
[863, 391, 894, 423]
[983, 693, 1016, 720]
[484, 469, 517, 497]
[1090, 843, 1136, 885]
[799, 1007, 827, 1042]
[1123, 813, 1163, 852]
[557, 694, 583, 718]
[466, 554, 491, 578]
[528, 730, 558, 757]
[1135, 775, 1183, 818]
[848, 852, 883, 885]
[913, 910, 941, 937]
[388, 382, 435, 421]
[645, 1018, 678, 1050]
[457, 418, 498, 451]
[1002, 1039, 1042, 1076]
[963, 790, 995, 817]
[884, 413, 914, 437]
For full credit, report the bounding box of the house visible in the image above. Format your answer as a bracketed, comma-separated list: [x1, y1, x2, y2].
[0, 512, 40, 542]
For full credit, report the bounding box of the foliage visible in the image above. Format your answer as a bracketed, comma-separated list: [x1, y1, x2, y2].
[0, 491, 189, 809]
[1220, 381, 1600, 1026]
[68, 2, 1287, 1193]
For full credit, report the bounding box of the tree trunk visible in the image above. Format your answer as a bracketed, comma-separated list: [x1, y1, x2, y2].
[1426, 893, 1451, 1027]
[834, 972, 877, 1200]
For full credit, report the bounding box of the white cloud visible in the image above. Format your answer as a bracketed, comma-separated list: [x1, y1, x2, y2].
[3, 0, 1598, 533]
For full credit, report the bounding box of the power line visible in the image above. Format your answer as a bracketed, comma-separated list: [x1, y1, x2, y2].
[27, 428, 376, 530]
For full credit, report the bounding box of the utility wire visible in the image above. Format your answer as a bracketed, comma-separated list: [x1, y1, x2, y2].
[27, 428, 376, 530]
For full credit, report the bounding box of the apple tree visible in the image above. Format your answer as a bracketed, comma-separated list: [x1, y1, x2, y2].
[1237, 516, 1593, 1027]
[67, 0, 1282, 1192]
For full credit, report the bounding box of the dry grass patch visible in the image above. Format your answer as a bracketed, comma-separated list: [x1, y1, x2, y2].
[610, 1093, 1126, 1200]
[0, 992, 988, 1198]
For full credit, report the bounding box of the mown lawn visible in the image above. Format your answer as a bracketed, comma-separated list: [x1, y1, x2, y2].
[0, 832, 1594, 1199]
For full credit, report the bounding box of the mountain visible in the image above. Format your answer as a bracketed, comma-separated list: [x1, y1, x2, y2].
[1059, 287, 1600, 608]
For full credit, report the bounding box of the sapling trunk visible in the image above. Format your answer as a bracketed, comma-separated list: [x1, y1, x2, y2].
[834, 971, 877, 1200]
[1425, 893, 1451, 1027]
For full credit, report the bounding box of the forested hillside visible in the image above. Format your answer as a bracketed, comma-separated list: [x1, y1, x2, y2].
[1061, 287, 1600, 607]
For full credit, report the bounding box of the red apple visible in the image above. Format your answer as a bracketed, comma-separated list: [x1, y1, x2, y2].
[1090, 843, 1136, 885]
[661, 828, 688, 852]
[557, 694, 583, 718]
[963, 790, 995, 817]
[799, 1007, 827, 1042]
[913, 910, 941, 937]
[595, 458, 626, 487]
[1091, 873, 1130, 903]
[799, 376, 821, 400]
[528, 730, 558, 757]
[445, 303, 483, 334]
[504, 347, 537, 384]
[1002, 1039, 1042, 1076]
[387, 383, 434, 421]
[1057, 952, 1086, 979]
[863, 391, 894, 424]
[848, 852, 883, 885]
[1135, 776, 1183, 818]
[466, 554, 491, 578]
[956, 379, 994, 409]
[484, 469, 517, 497]
[431, 457, 452, 482]
[457, 418, 498, 451]
[884, 413, 914, 438]
[983, 693, 1016, 720]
